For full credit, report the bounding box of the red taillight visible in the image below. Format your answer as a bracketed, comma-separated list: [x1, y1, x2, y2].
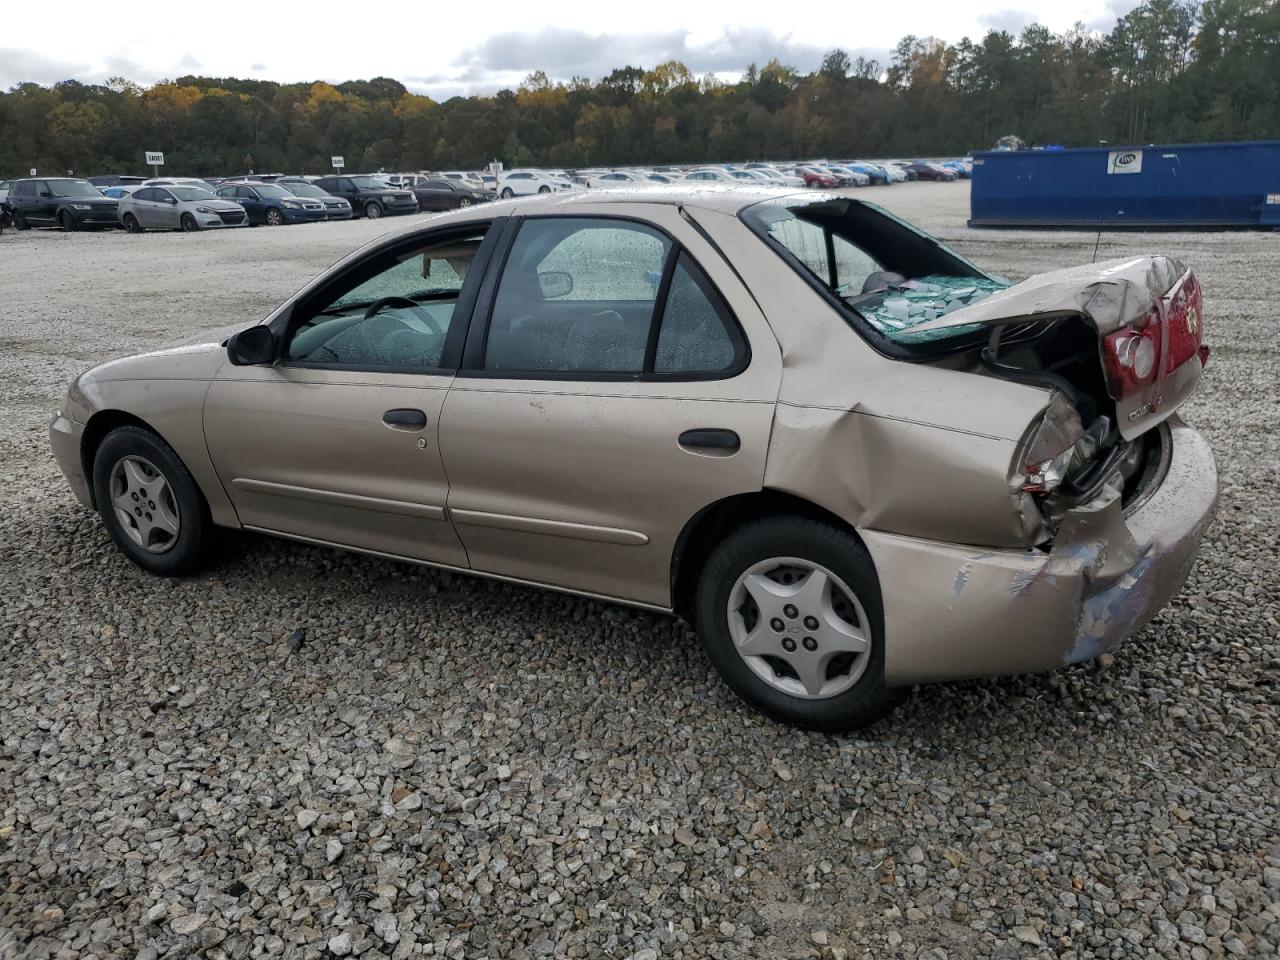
[1103, 311, 1162, 397]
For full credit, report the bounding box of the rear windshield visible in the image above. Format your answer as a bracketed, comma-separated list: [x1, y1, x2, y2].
[282, 182, 325, 197]
[171, 187, 215, 201]
[739, 195, 1006, 349]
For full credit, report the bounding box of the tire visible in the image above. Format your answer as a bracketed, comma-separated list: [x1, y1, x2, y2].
[265, 207, 284, 226]
[180, 213, 198, 232]
[500, 187, 514, 199]
[13, 213, 29, 230]
[59, 210, 77, 231]
[364, 201, 383, 220]
[457, 197, 472, 208]
[123, 213, 143, 234]
[91, 426, 212, 576]
[537, 185, 550, 194]
[694, 515, 900, 731]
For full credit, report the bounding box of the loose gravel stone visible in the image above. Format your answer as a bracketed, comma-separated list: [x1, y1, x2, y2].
[0, 185, 1276, 959]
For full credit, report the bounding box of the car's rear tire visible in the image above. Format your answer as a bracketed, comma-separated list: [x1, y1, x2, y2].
[265, 208, 284, 226]
[91, 426, 212, 576]
[364, 201, 383, 219]
[59, 210, 77, 231]
[123, 213, 143, 233]
[180, 213, 198, 232]
[694, 515, 900, 731]
[500, 188, 514, 199]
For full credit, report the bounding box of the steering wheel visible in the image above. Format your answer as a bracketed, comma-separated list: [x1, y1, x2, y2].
[363, 296, 444, 338]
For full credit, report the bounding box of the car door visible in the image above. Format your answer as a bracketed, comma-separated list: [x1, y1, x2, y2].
[204, 219, 503, 566]
[437, 208, 782, 608]
[152, 188, 180, 228]
[235, 186, 264, 223]
[421, 181, 454, 211]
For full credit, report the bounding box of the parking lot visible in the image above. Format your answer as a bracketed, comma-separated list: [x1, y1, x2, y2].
[0, 181, 1276, 959]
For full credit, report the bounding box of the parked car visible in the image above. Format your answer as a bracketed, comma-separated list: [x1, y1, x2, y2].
[683, 168, 739, 184]
[47, 187, 1217, 731]
[117, 185, 248, 232]
[742, 166, 805, 187]
[0, 179, 10, 209]
[216, 181, 330, 225]
[822, 166, 871, 187]
[587, 170, 657, 188]
[436, 170, 487, 191]
[940, 159, 972, 179]
[840, 162, 890, 186]
[100, 185, 142, 199]
[404, 178, 491, 211]
[7, 177, 119, 230]
[143, 177, 220, 191]
[311, 175, 418, 219]
[903, 161, 957, 182]
[275, 179, 354, 220]
[87, 175, 147, 189]
[793, 166, 840, 189]
[496, 170, 574, 198]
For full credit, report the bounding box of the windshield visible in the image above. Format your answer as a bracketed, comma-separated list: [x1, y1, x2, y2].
[171, 187, 216, 202]
[282, 182, 325, 197]
[48, 180, 102, 198]
[740, 195, 998, 349]
[350, 176, 392, 189]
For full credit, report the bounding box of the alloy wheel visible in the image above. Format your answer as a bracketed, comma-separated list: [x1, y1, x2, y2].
[109, 455, 180, 554]
[726, 557, 871, 699]
[266, 209, 283, 226]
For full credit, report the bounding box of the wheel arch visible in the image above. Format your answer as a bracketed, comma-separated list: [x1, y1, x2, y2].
[669, 489, 868, 621]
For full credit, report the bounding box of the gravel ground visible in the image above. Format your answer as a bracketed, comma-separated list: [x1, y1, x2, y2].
[0, 183, 1276, 960]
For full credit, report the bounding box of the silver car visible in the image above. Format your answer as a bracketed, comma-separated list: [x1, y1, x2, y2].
[118, 185, 248, 232]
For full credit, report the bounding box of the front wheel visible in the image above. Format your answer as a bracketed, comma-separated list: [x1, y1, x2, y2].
[13, 213, 30, 230]
[364, 201, 383, 219]
[500, 187, 514, 199]
[91, 426, 212, 576]
[694, 516, 899, 731]
[59, 210, 77, 231]
[537, 185, 550, 194]
[457, 197, 472, 208]
[265, 208, 284, 226]
[180, 213, 198, 232]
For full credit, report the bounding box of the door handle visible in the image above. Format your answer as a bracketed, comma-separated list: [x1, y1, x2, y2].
[678, 428, 740, 453]
[383, 408, 427, 429]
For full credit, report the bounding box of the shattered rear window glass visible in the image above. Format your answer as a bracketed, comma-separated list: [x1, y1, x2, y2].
[854, 274, 1011, 343]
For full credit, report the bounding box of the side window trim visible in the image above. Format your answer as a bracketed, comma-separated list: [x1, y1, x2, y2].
[271, 219, 506, 375]
[457, 213, 750, 383]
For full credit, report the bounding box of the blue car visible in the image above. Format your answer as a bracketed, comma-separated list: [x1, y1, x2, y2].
[214, 180, 329, 225]
[843, 162, 892, 185]
[940, 160, 972, 179]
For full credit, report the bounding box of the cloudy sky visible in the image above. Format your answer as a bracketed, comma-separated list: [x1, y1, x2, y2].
[2, 0, 1140, 98]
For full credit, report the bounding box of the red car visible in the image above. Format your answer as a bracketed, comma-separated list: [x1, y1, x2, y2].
[795, 166, 840, 189]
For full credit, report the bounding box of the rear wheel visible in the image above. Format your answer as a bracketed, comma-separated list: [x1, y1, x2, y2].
[265, 207, 284, 226]
[123, 213, 143, 233]
[91, 426, 212, 576]
[364, 201, 383, 219]
[180, 213, 198, 232]
[59, 210, 77, 231]
[694, 516, 899, 731]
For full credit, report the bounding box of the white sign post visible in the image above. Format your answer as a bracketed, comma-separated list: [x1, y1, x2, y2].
[331, 156, 345, 173]
[145, 151, 165, 178]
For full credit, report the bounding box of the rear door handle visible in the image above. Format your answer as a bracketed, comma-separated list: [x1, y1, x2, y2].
[383, 408, 427, 429]
[678, 428, 740, 453]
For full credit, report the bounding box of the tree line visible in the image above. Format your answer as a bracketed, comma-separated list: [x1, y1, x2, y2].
[1, 0, 1275, 179]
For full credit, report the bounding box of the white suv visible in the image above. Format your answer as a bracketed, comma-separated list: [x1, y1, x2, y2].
[496, 170, 575, 198]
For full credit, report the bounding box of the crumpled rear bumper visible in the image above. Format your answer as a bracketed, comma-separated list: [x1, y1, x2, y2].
[864, 416, 1218, 685]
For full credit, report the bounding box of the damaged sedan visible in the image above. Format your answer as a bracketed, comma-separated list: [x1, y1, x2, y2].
[49, 186, 1217, 730]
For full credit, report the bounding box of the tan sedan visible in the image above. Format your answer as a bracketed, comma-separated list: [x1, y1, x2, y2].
[49, 186, 1217, 729]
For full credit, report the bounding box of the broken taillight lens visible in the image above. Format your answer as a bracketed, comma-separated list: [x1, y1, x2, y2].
[1102, 310, 1162, 397]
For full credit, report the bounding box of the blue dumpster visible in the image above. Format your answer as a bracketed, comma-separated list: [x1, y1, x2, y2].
[969, 140, 1280, 229]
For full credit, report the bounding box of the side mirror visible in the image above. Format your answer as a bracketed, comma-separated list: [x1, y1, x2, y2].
[538, 270, 574, 299]
[226, 326, 276, 365]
